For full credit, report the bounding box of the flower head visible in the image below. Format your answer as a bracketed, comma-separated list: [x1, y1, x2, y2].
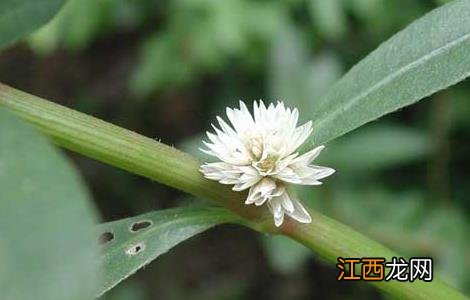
[200, 100, 335, 227]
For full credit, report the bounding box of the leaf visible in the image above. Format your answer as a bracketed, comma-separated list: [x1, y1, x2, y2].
[0, 109, 99, 300]
[0, 0, 66, 50]
[96, 206, 237, 296]
[311, 0, 470, 146]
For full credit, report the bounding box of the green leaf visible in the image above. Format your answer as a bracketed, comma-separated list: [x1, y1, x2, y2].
[0, 0, 66, 50]
[0, 109, 98, 300]
[311, 0, 470, 146]
[97, 206, 237, 296]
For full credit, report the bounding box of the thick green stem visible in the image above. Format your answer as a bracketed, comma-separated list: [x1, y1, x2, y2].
[0, 83, 467, 299]
[0, 83, 263, 222]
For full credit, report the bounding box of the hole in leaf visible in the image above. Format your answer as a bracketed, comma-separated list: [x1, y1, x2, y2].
[130, 220, 152, 232]
[126, 242, 145, 256]
[99, 232, 114, 245]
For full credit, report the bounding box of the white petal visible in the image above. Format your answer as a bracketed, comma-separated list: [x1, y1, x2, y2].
[268, 196, 285, 227]
[255, 184, 285, 206]
[309, 165, 336, 180]
[274, 153, 298, 172]
[297, 177, 323, 185]
[253, 100, 264, 123]
[200, 162, 231, 179]
[285, 121, 313, 154]
[291, 145, 325, 166]
[274, 213, 284, 227]
[245, 177, 277, 205]
[202, 140, 251, 165]
[296, 166, 334, 185]
[273, 167, 303, 184]
[266, 191, 312, 227]
[226, 101, 256, 135]
[253, 197, 266, 206]
[232, 175, 260, 191]
[286, 195, 312, 224]
[199, 147, 215, 156]
[216, 116, 237, 137]
[201, 163, 260, 190]
[279, 192, 294, 213]
[283, 145, 335, 185]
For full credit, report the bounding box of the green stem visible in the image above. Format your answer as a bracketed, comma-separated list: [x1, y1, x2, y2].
[0, 83, 262, 222]
[0, 83, 467, 300]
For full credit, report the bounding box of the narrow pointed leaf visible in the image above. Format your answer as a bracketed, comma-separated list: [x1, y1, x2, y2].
[96, 206, 237, 296]
[311, 0, 470, 145]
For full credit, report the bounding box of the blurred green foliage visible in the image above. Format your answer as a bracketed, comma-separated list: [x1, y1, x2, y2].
[8, 0, 469, 298]
[0, 110, 99, 300]
[0, 0, 66, 49]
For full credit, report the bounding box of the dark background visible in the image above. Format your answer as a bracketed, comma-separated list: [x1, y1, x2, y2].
[0, 0, 468, 299]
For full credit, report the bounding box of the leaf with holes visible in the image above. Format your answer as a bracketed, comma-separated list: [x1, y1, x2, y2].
[0, 109, 99, 300]
[96, 206, 237, 296]
[310, 0, 470, 145]
[0, 0, 66, 50]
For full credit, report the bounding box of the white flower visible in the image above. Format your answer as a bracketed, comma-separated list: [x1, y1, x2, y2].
[199, 100, 335, 227]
